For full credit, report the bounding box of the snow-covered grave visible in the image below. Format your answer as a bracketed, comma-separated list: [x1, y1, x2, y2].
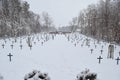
[0, 33, 120, 80]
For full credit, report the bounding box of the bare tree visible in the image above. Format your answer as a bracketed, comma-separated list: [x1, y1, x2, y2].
[41, 12, 53, 32]
[69, 17, 78, 32]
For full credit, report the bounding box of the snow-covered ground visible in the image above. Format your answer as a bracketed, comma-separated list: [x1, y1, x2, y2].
[0, 33, 120, 80]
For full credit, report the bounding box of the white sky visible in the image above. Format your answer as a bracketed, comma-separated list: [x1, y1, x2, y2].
[24, 0, 99, 27]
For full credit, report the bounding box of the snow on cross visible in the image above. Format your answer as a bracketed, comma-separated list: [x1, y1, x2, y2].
[115, 57, 120, 65]
[7, 53, 13, 62]
[100, 50, 103, 54]
[97, 56, 103, 64]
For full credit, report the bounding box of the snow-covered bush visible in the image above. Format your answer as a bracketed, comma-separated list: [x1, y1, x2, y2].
[24, 70, 50, 80]
[76, 69, 97, 80]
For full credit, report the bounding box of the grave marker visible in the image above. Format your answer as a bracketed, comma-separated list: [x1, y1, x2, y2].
[97, 56, 103, 64]
[20, 45, 23, 50]
[90, 49, 93, 54]
[115, 57, 120, 65]
[101, 50, 103, 54]
[11, 44, 13, 49]
[7, 53, 13, 62]
[2, 44, 5, 48]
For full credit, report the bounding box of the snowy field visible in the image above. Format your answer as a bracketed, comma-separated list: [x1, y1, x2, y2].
[0, 33, 120, 80]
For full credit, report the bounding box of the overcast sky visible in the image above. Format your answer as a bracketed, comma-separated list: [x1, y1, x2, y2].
[24, 0, 99, 27]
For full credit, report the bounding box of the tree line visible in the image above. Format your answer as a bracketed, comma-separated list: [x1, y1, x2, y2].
[69, 0, 120, 44]
[0, 0, 55, 38]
